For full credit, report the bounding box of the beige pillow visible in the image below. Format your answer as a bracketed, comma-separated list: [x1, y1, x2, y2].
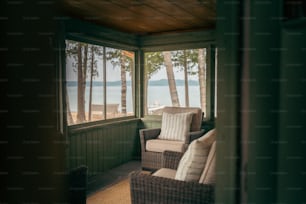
[174, 128, 216, 182]
[199, 141, 216, 184]
[158, 112, 193, 141]
[162, 106, 202, 131]
[175, 139, 211, 182]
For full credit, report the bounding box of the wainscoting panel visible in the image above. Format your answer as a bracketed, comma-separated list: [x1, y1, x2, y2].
[67, 119, 140, 177]
[139, 116, 162, 129]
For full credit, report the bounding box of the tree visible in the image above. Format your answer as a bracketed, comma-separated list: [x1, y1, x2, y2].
[66, 86, 74, 125]
[65, 40, 79, 124]
[144, 52, 164, 114]
[173, 50, 189, 106]
[88, 45, 102, 121]
[183, 50, 189, 107]
[120, 54, 127, 114]
[173, 49, 198, 107]
[198, 48, 206, 111]
[88, 45, 94, 121]
[66, 40, 103, 123]
[106, 48, 133, 116]
[145, 49, 207, 111]
[75, 43, 88, 123]
[163, 51, 180, 107]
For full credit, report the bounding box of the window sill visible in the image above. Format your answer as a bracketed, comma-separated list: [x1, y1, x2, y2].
[68, 116, 140, 134]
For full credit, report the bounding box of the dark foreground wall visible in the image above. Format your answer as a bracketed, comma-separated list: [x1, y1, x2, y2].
[1, 1, 68, 203]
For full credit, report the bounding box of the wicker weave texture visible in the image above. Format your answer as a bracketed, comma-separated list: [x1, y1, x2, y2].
[162, 151, 184, 169]
[130, 171, 214, 204]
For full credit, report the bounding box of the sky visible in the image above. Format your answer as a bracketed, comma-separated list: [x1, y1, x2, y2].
[66, 56, 198, 82]
[65, 39, 202, 82]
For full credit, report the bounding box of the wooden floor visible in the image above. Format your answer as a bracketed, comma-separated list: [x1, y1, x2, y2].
[87, 178, 131, 204]
[87, 160, 142, 196]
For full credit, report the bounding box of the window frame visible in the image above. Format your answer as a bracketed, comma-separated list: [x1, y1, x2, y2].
[141, 44, 217, 122]
[61, 20, 140, 129]
[59, 20, 217, 130]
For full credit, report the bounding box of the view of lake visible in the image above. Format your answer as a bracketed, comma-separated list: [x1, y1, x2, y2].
[67, 84, 201, 113]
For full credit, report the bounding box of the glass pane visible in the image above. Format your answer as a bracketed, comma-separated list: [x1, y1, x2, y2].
[65, 41, 135, 125]
[144, 49, 206, 115]
[105, 47, 134, 119]
[65, 40, 105, 125]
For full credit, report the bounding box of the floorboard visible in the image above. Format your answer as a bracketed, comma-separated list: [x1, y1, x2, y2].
[87, 160, 141, 196]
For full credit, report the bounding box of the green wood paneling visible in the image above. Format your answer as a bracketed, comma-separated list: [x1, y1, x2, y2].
[244, 2, 281, 204]
[64, 19, 138, 49]
[215, 1, 241, 204]
[140, 30, 215, 51]
[67, 119, 140, 178]
[277, 24, 306, 204]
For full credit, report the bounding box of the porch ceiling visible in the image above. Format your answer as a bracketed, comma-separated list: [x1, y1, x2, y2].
[60, 0, 216, 35]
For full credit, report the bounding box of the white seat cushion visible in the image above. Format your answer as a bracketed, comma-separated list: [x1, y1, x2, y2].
[152, 168, 177, 179]
[146, 139, 186, 153]
[199, 141, 216, 184]
[158, 112, 194, 141]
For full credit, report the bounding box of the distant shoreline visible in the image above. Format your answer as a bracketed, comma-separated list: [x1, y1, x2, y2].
[66, 79, 199, 87]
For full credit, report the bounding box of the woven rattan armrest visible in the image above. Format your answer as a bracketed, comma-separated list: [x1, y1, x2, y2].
[129, 171, 214, 204]
[162, 151, 184, 169]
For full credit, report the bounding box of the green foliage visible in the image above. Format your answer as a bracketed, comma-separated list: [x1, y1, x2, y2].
[145, 49, 202, 80]
[66, 40, 103, 79]
[106, 48, 134, 73]
[172, 49, 199, 76]
[145, 52, 164, 79]
[89, 45, 103, 78]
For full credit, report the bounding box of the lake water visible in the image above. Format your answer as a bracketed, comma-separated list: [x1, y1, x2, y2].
[67, 85, 201, 112]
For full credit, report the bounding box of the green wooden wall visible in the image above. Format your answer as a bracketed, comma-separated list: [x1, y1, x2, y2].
[277, 23, 306, 204]
[67, 119, 140, 177]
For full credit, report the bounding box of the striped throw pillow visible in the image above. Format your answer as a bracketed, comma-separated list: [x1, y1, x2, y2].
[158, 112, 193, 142]
[199, 141, 216, 184]
[174, 139, 211, 182]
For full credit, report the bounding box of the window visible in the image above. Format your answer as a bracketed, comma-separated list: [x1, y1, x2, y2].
[144, 48, 216, 119]
[65, 39, 135, 125]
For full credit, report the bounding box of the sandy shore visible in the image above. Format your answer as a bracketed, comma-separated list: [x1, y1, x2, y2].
[68, 112, 133, 125]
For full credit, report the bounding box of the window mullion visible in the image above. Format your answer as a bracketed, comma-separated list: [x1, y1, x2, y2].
[210, 45, 216, 120]
[103, 46, 107, 119]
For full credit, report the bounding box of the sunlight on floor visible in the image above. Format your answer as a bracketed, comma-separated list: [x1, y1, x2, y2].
[87, 178, 131, 204]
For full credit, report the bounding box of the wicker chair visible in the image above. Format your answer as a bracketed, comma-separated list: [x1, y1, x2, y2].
[140, 106, 205, 171]
[130, 150, 215, 204]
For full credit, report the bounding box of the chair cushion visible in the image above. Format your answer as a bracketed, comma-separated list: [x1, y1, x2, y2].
[199, 141, 216, 184]
[152, 168, 177, 179]
[162, 106, 202, 131]
[158, 112, 193, 141]
[146, 139, 186, 153]
[174, 140, 209, 182]
[174, 129, 216, 182]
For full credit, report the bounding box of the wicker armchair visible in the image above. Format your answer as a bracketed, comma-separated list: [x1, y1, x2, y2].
[130, 151, 215, 204]
[140, 106, 205, 171]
